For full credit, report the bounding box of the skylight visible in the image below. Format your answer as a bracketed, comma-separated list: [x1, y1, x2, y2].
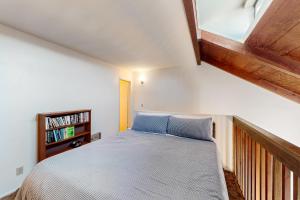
[195, 0, 273, 42]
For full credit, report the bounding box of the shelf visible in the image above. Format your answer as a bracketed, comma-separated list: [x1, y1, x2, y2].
[42, 109, 91, 117]
[46, 141, 88, 158]
[38, 109, 92, 162]
[46, 122, 89, 131]
[46, 131, 90, 148]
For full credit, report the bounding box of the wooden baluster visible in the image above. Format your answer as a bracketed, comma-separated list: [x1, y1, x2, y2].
[261, 148, 267, 200]
[247, 134, 250, 199]
[248, 137, 252, 200]
[244, 132, 248, 199]
[273, 159, 283, 200]
[294, 175, 300, 200]
[242, 130, 245, 194]
[245, 134, 249, 199]
[245, 132, 248, 197]
[267, 152, 273, 200]
[282, 166, 290, 200]
[240, 128, 243, 189]
[256, 143, 261, 200]
[233, 123, 237, 176]
[240, 130, 245, 194]
[243, 132, 247, 198]
[245, 131, 247, 194]
[240, 129, 242, 193]
[252, 141, 256, 200]
[244, 132, 247, 197]
[237, 127, 241, 186]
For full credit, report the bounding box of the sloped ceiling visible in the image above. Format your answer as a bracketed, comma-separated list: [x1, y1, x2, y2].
[0, 0, 196, 69]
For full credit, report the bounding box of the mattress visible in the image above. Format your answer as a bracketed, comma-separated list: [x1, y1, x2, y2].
[16, 130, 229, 200]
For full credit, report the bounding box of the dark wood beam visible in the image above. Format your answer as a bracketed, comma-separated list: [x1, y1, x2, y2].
[246, 0, 300, 48]
[200, 31, 300, 104]
[247, 47, 300, 77]
[246, 0, 300, 76]
[187, 0, 300, 103]
[182, 0, 201, 65]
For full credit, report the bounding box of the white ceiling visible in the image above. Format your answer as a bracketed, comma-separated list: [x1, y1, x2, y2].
[0, 0, 196, 70]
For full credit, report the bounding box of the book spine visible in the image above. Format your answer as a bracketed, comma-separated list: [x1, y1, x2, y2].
[53, 130, 56, 142]
[60, 129, 64, 140]
[46, 131, 49, 143]
[45, 117, 49, 129]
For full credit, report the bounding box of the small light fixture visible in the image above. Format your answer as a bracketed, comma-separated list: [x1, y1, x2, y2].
[139, 74, 146, 86]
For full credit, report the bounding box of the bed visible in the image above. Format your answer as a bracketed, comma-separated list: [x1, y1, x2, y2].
[16, 115, 229, 200]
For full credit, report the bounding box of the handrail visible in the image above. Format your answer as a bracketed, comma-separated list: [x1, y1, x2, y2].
[233, 116, 300, 199]
[233, 116, 300, 177]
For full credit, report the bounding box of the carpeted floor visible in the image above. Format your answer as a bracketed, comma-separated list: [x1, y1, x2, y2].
[0, 190, 17, 200]
[224, 170, 245, 200]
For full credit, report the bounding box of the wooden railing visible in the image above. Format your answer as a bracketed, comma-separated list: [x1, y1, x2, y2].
[233, 116, 300, 200]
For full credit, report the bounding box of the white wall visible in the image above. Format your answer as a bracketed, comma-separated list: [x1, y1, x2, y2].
[133, 63, 300, 147]
[0, 24, 132, 197]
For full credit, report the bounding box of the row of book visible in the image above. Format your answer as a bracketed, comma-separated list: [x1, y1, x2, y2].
[45, 112, 89, 129]
[46, 127, 75, 144]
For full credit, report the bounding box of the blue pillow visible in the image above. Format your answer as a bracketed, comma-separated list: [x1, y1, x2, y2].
[132, 114, 169, 134]
[167, 116, 213, 141]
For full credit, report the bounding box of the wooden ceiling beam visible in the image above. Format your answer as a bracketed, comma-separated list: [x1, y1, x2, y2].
[246, 0, 300, 47]
[200, 31, 300, 104]
[185, 0, 300, 103]
[183, 0, 201, 65]
[246, 0, 300, 76]
[247, 46, 300, 77]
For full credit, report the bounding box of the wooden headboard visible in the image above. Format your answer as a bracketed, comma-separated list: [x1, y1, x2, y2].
[233, 116, 300, 200]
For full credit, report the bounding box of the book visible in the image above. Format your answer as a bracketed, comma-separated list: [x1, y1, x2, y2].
[45, 112, 89, 129]
[44, 112, 90, 144]
[66, 127, 75, 138]
[53, 130, 58, 142]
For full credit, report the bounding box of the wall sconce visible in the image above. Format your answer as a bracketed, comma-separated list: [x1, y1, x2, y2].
[139, 74, 145, 86]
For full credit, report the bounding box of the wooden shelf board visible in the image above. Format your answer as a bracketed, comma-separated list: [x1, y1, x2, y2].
[46, 131, 90, 148]
[46, 141, 89, 158]
[41, 109, 91, 117]
[46, 122, 89, 131]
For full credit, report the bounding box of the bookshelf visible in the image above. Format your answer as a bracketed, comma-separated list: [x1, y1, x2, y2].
[37, 109, 91, 162]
